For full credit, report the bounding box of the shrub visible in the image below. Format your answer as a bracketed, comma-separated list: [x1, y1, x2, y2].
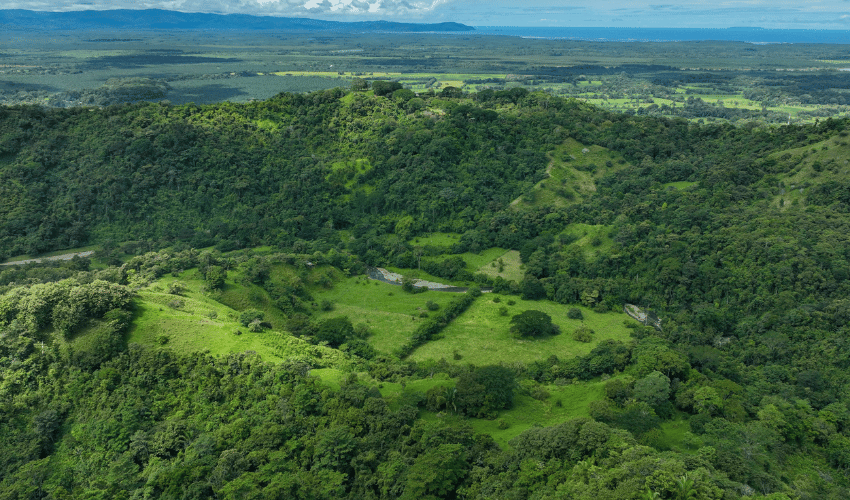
[426, 300, 439, 311]
[239, 309, 264, 327]
[167, 281, 187, 295]
[567, 308, 583, 320]
[572, 325, 594, 343]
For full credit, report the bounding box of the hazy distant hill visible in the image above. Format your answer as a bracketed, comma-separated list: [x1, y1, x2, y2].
[0, 9, 474, 32]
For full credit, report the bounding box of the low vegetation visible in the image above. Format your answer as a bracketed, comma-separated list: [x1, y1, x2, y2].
[2, 84, 850, 498]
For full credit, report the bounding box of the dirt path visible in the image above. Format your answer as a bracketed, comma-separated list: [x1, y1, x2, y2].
[0, 251, 95, 266]
[367, 267, 491, 293]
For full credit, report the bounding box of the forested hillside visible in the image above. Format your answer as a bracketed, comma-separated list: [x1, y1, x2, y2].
[1, 87, 850, 498]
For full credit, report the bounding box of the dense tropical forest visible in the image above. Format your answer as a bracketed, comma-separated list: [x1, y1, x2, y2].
[2, 83, 850, 499]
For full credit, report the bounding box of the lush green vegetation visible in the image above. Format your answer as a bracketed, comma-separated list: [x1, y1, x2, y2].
[3, 85, 850, 498]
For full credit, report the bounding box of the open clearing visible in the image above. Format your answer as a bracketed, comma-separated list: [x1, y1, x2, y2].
[410, 294, 634, 365]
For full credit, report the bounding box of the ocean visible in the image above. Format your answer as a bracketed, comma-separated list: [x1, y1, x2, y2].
[470, 27, 850, 44]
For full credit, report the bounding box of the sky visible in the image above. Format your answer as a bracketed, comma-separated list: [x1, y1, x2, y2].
[5, 0, 850, 29]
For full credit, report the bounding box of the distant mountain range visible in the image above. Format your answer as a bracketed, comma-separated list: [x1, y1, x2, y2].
[0, 9, 474, 32]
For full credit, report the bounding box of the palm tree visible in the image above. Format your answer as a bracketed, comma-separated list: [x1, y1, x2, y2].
[675, 474, 698, 500]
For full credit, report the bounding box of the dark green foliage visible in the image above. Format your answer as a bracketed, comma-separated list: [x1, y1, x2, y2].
[520, 276, 546, 300]
[572, 324, 594, 342]
[567, 307, 583, 320]
[397, 292, 477, 357]
[315, 316, 355, 348]
[2, 86, 850, 498]
[371, 80, 403, 96]
[510, 309, 557, 338]
[205, 265, 226, 290]
[238, 309, 264, 327]
[455, 365, 516, 417]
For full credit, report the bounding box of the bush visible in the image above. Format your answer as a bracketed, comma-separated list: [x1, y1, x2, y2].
[239, 309, 264, 327]
[572, 325, 594, 342]
[248, 319, 264, 332]
[167, 281, 187, 295]
[320, 299, 334, 311]
[567, 308, 583, 320]
[426, 300, 439, 311]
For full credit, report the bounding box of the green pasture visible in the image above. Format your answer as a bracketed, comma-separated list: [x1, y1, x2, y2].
[476, 250, 524, 283]
[470, 380, 607, 449]
[129, 279, 281, 360]
[768, 136, 850, 208]
[409, 294, 633, 365]
[409, 232, 461, 247]
[663, 181, 698, 190]
[310, 276, 462, 354]
[560, 223, 615, 259]
[656, 416, 700, 453]
[127, 272, 351, 367]
[513, 138, 627, 210]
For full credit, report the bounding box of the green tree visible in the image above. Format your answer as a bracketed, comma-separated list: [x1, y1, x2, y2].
[633, 371, 671, 408]
[315, 316, 355, 347]
[455, 365, 516, 417]
[401, 444, 469, 499]
[510, 310, 557, 338]
[205, 265, 226, 290]
[372, 80, 403, 96]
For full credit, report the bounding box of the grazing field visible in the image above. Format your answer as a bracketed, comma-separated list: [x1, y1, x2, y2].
[409, 294, 634, 365]
[310, 276, 462, 353]
[409, 232, 462, 247]
[470, 380, 607, 449]
[127, 272, 351, 367]
[476, 250, 525, 283]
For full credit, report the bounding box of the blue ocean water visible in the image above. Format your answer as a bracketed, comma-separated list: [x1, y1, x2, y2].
[472, 27, 850, 44]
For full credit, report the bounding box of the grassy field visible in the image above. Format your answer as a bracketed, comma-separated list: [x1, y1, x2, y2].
[127, 271, 351, 368]
[409, 232, 462, 247]
[470, 380, 607, 448]
[409, 294, 634, 365]
[310, 275, 463, 354]
[512, 138, 628, 210]
[412, 379, 607, 449]
[663, 181, 699, 190]
[476, 250, 524, 283]
[559, 223, 616, 259]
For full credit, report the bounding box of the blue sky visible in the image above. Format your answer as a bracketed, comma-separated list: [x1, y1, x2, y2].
[7, 0, 850, 29]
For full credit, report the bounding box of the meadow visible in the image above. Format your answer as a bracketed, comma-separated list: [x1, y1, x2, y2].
[409, 294, 633, 365]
